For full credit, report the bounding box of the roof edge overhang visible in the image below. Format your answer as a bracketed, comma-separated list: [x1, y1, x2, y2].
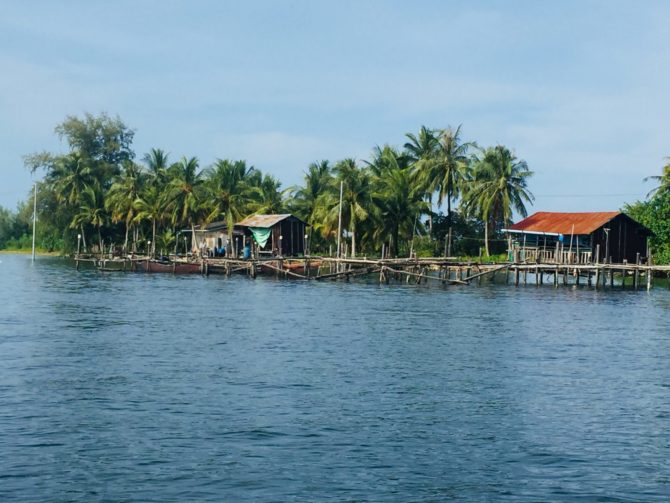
[502, 229, 563, 237]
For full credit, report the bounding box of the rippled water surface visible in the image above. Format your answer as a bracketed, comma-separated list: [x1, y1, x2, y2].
[1, 254, 670, 501]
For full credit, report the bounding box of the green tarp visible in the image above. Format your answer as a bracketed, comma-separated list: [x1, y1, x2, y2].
[249, 227, 272, 248]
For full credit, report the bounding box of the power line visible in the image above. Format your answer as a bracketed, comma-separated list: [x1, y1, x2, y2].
[535, 193, 645, 198]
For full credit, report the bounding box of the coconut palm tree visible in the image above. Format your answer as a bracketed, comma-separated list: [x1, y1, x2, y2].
[142, 148, 170, 189]
[203, 159, 256, 257]
[644, 157, 670, 198]
[133, 185, 167, 256]
[405, 126, 440, 231]
[318, 158, 371, 257]
[435, 125, 473, 255]
[248, 173, 285, 214]
[47, 152, 96, 250]
[291, 160, 332, 225]
[371, 165, 429, 258]
[464, 145, 534, 256]
[106, 161, 146, 252]
[71, 185, 107, 253]
[167, 156, 205, 249]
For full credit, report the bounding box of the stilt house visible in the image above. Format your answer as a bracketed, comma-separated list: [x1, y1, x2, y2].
[504, 211, 651, 264]
[236, 214, 308, 257]
[190, 221, 245, 256]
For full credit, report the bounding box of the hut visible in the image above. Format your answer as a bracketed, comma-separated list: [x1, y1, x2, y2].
[188, 221, 245, 257]
[504, 211, 651, 264]
[236, 214, 308, 257]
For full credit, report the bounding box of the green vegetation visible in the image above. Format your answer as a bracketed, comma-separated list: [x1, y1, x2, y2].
[625, 158, 670, 264]
[3, 113, 535, 258]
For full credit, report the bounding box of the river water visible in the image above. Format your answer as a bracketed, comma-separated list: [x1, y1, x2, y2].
[1, 254, 669, 502]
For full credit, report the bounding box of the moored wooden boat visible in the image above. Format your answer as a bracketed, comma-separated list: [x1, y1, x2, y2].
[138, 259, 203, 274]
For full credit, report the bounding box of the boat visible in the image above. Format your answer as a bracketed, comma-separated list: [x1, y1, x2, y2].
[137, 258, 204, 274]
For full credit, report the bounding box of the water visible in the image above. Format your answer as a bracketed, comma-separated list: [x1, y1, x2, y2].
[1, 254, 670, 502]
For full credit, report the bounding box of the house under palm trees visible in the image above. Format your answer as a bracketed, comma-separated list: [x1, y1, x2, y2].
[237, 214, 308, 257]
[189, 220, 245, 256]
[505, 211, 651, 264]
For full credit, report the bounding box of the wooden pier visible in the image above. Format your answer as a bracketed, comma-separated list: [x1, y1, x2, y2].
[74, 253, 670, 291]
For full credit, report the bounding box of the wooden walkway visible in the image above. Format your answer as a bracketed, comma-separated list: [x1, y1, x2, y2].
[75, 254, 670, 290]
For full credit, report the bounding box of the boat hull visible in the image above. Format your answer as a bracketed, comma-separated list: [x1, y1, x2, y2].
[138, 260, 203, 274]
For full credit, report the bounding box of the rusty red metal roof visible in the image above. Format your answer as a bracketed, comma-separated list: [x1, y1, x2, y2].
[236, 214, 295, 228]
[509, 211, 621, 235]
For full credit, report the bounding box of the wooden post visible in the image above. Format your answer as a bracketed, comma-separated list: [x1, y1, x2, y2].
[535, 266, 540, 286]
[515, 266, 520, 286]
[647, 246, 653, 291]
[634, 253, 640, 289]
[554, 265, 559, 287]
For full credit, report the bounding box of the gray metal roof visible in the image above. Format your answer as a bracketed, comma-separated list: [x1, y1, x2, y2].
[236, 214, 303, 228]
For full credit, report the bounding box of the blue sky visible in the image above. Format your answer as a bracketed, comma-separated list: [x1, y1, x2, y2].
[1, 0, 669, 214]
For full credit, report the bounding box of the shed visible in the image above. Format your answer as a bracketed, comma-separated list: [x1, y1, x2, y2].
[504, 211, 651, 264]
[188, 220, 245, 256]
[236, 214, 308, 257]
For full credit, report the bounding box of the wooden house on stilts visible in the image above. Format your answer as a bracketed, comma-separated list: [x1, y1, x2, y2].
[237, 214, 308, 257]
[504, 211, 651, 264]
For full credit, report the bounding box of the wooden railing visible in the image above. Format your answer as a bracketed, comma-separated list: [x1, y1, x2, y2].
[511, 247, 592, 264]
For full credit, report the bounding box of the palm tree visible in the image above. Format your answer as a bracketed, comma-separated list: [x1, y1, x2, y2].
[644, 157, 670, 198]
[291, 161, 332, 224]
[366, 145, 410, 177]
[435, 126, 473, 255]
[405, 126, 440, 232]
[248, 174, 285, 214]
[330, 158, 371, 257]
[464, 145, 534, 256]
[71, 185, 107, 253]
[106, 161, 146, 252]
[142, 148, 170, 189]
[371, 165, 429, 257]
[133, 185, 167, 256]
[167, 156, 205, 250]
[203, 159, 256, 257]
[47, 152, 96, 250]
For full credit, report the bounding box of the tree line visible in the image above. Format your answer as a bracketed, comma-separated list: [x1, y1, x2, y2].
[625, 158, 670, 264]
[2, 113, 536, 258]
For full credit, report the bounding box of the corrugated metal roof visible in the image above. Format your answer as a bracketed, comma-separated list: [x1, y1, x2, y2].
[236, 214, 295, 228]
[509, 211, 621, 235]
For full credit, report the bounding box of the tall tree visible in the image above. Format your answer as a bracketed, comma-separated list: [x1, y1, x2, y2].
[405, 126, 440, 231]
[249, 173, 285, 214]
[371, 165, 429, 258]
[435, 126, 473, 255]
[316, 158, 371, 257]
[167, 156, 205, 249]
[142, 148, 171, 189]
[291, 161, 332, 226]
[203, 159, 256, 256]
[71, 185, 107, 253]
[464, 145, 534, 256]
[24, 113, 136, 251]
[133, 185, 168, 256]
[106, 161, 146, 252]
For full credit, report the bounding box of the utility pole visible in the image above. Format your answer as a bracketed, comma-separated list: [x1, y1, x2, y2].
[336, 180, 343, 268]
[31, 182, 37, 262]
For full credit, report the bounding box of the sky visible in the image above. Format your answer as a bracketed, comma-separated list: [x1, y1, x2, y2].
[1, 0, 670, 215]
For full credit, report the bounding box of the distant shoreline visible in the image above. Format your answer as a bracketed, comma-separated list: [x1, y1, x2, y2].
[0, 249, 61, 256]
